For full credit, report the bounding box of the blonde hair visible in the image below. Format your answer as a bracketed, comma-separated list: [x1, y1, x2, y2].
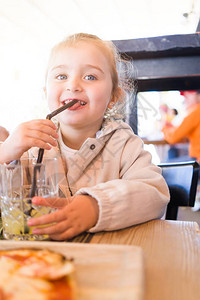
[46, 33, 135, 120]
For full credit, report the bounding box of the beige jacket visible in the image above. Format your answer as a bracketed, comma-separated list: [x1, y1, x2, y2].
[30, 120, 170, 232]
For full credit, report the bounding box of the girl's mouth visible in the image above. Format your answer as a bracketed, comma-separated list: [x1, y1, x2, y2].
[63, 99, 87, 107]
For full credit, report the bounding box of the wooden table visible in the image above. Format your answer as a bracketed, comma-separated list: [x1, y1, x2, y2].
[1, 218, 200, 300]
[82, 219, 200, 300]
[142, 139, 168, 145]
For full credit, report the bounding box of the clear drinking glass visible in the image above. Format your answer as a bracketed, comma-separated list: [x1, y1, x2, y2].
[0, 157, 58, 241]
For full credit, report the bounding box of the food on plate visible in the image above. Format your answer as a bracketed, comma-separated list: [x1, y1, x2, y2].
[0, 248, 76, 300]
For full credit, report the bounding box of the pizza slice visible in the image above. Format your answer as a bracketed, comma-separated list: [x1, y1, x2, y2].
[0, 248, 76, 300]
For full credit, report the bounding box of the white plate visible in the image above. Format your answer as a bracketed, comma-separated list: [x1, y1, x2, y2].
[0, 240, 144, 300]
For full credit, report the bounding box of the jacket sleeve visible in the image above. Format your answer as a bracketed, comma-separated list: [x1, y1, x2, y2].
[77, 136, 170, 232]
[162, 107, 200, 144]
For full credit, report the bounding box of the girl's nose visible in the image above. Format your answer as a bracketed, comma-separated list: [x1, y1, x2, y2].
[65, 78, 82, 92]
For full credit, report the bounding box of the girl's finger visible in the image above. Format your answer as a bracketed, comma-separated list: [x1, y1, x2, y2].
[25, 137, 57, 149]
[27, 206, 67, 226]
[32, 196, 69, 208]
[27, 119, 57, 130]
[27, 131, 58, 145]
[32, 220, 69, 235]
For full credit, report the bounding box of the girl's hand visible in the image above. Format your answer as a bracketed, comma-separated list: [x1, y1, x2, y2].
[27, 195, 99, 241]
[0, 119, 58, 163]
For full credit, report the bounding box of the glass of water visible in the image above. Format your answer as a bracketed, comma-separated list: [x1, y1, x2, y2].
[0, 157, 58, 241]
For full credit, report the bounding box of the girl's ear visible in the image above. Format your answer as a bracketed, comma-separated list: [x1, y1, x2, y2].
[116, 87, 123, 102]
[110, 87, 123, 106]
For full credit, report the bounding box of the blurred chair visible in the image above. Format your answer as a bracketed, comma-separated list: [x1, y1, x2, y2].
[158, 161, 199, 220]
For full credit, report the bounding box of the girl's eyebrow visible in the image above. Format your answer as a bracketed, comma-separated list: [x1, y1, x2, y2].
[50, 64, 66, 72]
[85, 64, 105, 74]
[50, 64, 105, 74]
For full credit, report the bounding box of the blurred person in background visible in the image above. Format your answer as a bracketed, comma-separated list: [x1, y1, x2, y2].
[0, 126, 9, 141]
[167, 108, 179, 125]
[164, 107, 180, 160]
[162, 90, 200, 162]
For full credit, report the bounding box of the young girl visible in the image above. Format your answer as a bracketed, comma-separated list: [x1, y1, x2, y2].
[0, 33, 169, 240]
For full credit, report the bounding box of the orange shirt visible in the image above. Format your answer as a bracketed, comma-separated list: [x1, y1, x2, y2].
[162, 104, 200, 160]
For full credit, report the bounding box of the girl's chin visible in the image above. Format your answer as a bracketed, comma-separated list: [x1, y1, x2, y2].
[58, 118, 85, 127]
[59, 117, 103, 130]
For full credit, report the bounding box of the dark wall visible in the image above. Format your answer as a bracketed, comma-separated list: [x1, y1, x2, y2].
[112, 33, 200, 132]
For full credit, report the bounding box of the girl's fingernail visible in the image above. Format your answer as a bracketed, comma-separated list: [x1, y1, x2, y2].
[32, 197, 41, 204]
[31, 198, 37, 203]
[27, 220, 33, 226]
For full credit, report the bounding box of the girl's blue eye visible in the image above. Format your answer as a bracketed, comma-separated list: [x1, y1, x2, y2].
[85, 75, 96, 80]
[56, 74, 67, 80]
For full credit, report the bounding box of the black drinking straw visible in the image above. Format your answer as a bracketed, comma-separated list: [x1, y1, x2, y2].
[36, 99, 79, 165]
[29, 99, 78, 199]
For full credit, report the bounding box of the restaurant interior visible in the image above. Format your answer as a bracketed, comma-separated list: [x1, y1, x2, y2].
[0, 1, 200, 300]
